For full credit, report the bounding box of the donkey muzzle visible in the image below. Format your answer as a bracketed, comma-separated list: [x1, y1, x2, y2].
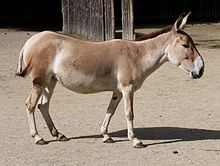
[190, 56, 204, 79]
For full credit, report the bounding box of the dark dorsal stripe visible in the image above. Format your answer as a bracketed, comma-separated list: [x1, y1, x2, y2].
[135, 25, 173, 41]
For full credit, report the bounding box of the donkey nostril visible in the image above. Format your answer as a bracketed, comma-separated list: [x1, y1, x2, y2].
[191, 71, 199, 79]
[199, 66, 204, 76]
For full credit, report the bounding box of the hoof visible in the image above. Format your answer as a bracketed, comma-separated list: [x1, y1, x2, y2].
[57, 134, 69, 142]
[134, 142, 145, 149]
[103, 137, 115, 143]
[35, 138, 48, 145]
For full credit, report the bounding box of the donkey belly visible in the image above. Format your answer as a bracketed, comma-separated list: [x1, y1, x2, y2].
[54, 69, 116, 94]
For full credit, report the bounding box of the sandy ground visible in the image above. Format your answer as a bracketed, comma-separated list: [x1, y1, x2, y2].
[0, 23, 220, 166]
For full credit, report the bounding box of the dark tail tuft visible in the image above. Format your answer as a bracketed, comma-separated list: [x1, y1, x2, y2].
[15, 62, 32, 77]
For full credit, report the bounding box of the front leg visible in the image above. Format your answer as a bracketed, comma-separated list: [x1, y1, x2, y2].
[121, 85, 144, 148]
[101, 91, 122, 143]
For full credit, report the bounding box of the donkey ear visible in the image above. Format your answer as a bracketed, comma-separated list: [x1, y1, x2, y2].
[173, 12, 192, 31]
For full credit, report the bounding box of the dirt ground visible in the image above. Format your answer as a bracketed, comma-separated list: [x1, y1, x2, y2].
[0, 23, 220, 166]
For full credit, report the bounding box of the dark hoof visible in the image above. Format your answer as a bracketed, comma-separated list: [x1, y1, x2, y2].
[35, 139, 48, 145]
[58, 134, 69, 142]
[103, 137, 115, 143]
[134, 142, 145, 149]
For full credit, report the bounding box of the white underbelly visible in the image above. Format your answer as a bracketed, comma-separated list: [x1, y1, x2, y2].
[53, 52, 116, 94]
[54, 69, 116, 94]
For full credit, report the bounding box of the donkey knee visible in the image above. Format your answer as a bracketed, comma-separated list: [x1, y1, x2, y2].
[25, 100, 36, 112]
[26, 85, 44, 112]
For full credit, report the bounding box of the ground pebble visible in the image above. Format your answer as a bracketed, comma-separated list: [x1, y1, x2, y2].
[173, 151, 178, 154]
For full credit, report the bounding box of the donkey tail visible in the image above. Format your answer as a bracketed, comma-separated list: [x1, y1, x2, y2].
[16, 47, 32, 77]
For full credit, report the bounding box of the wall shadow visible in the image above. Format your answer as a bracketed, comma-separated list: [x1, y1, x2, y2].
[195, 39, 220, 49]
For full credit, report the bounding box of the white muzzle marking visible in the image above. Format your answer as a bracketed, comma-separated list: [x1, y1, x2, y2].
[190, 56, 204, 79]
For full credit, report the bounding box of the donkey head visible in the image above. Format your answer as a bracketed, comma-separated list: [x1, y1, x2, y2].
[166, 12, 204, 79]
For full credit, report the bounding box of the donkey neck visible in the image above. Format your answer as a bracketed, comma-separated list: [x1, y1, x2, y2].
[138, 31, 173, 77]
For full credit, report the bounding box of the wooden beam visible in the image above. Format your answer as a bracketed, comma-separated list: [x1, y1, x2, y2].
[88, 0, 104, 41]
[103, 0, 115, 40]
[61, 0, 69, 33]
[61, 0, 105, 41]
[121, 0, 134, 40]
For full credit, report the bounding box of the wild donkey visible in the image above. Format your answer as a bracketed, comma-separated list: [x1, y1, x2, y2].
[16, 12, 204, 148]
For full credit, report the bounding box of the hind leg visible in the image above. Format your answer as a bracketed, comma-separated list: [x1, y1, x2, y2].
[38, 78, 69, 142]
[26, 84, 47, 145]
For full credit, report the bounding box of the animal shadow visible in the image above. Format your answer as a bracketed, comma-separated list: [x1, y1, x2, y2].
[48, 127, 220, 147]
[109, 127, 220, 146]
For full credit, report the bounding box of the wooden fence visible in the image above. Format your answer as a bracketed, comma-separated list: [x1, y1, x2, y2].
[62, 0, 134, 41]
[0, 0, 219, 39]
[62, 0, 105, 41]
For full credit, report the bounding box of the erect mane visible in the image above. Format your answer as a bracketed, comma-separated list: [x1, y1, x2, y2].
[135, 25, 173, 41]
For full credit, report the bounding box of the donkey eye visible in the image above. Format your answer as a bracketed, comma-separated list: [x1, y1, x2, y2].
[182, 44, 190, 48]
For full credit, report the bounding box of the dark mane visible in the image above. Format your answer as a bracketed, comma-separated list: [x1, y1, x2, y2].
[135, 25, 173, 41]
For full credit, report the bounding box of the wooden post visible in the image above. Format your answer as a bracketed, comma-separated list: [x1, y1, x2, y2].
[121, 0, 134, 40]
[61, 0, 69, 33]
[61, 0, 105, 41]
[103, 0, 115, 40]
[68, 0, 75, 34]
[88, 0, 104, 41]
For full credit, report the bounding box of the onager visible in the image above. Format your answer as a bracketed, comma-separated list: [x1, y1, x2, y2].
[16, 12, 204, 148]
